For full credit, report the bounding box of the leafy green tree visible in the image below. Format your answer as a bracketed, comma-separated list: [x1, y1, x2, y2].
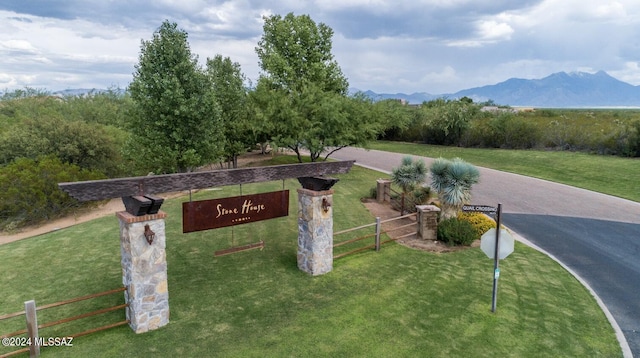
[429, 157, 480, 220]
[0, 93, 63, 131]
[391, 156, 427, 214]
[255, 13, 379, 162]
[419, 99, 479, 145]
[0, 156, 105, 230]
[0, 116, 122, 176]
[256, 13, 348, 95]
[61, 88, 131, 128]
[247, 80, 280, 154]
[206, 55, 251, 168]
[373, 99, 413, 140]
[127, 21, 223, 173]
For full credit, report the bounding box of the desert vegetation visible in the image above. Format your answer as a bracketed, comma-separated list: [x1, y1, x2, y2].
[382, 98, 640, 157]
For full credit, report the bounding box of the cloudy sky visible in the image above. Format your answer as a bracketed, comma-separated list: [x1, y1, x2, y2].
[1, 0, 640, 94]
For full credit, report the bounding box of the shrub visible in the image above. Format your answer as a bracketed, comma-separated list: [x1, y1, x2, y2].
[487, 114, 541, 149]
[0, 156, 105, 230]
[437, 217, 477, 246]
[411, 185, 432, 205]
[0, 116, 124, 177]
[368, 186, 377, 199]
[458, 212, 495, 240]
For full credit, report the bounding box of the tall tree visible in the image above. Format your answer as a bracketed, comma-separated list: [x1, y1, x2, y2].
[420, 99, 479, 145]
[256, 13, 348, 95]
[127, 21, 223, 174]
[206, 55, 251, 168]
[255, 13, 379, 162]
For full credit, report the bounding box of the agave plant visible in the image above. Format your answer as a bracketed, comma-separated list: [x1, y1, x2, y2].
[430, 157, 480, 220]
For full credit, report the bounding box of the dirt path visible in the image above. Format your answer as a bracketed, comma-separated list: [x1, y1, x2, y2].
[0, 151, 279, 246]
[0, 198, 125, 245]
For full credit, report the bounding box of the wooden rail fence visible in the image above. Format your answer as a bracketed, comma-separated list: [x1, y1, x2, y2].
[0, 287, 128, 358]
[334, 213, 417, 259]
[389, 187, 421, 216]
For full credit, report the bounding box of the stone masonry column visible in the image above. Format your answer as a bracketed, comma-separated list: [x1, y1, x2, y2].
[117, 211, 170, 333]
[376, 179, 391, 203]
[297, 188, 334, 276]
[417, 205, 441, 240]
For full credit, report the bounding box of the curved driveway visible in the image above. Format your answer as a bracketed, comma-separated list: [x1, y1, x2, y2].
[332, 147, 639, 358]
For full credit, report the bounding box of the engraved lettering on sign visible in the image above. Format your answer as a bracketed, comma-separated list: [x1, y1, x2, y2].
[216, 204, 238, 218]
[242, 200, 265, 214]
[183, 190, 289, 233]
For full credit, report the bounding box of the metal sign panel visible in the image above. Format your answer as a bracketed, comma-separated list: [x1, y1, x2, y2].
[462, 204, 497, 214]
[480, 228, 515, 259]
[182, 190, 289, 233]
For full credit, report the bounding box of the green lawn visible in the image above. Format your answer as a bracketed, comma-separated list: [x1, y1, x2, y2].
[369, 141, 640, 202]
[0, 156, 622, 357]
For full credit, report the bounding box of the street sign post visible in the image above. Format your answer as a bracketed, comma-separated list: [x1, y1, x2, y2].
[462, 204, 497, 214]
[464, 203, 513, 312]
[491, 203, 502, 312]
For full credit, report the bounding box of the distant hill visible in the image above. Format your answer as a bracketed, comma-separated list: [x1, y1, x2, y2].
[0, 88, 126, 98]
[4, 71, 638, 108]
[358, 71, 640, 108]
[353, 90, 440, 104]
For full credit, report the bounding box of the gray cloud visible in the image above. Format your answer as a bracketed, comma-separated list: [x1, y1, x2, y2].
[1, 0, 639, 94]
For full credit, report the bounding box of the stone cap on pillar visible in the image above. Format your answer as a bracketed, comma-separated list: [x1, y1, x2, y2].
[297, 188, 335, 197]
[116, 210, 167, 224]
[416, 205, 441, 213]
[297, 176, 339, 191]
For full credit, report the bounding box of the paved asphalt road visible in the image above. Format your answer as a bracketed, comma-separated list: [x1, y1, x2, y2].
[331, 147, 640, 358]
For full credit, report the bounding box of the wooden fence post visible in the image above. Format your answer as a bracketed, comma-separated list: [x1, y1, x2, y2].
[375, 217, 381, 252]
[24, 300, 39, 357]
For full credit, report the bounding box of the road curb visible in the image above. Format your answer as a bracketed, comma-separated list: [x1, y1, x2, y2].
[509, 229, 633, 358]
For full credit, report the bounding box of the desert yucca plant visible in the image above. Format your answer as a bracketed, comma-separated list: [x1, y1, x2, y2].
[391, 156, 427, 214]
[430, 157, 480, 220]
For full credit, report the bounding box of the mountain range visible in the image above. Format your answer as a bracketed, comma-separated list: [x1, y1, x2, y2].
[359, 71, 640, 108]
[2, 71, 638, 108]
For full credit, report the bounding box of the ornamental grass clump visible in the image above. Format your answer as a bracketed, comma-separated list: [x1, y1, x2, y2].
[429, 157, 480, 220]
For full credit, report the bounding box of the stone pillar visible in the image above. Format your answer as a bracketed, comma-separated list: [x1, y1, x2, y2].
[376, 179, 391, 203]
[417, 205, 441, 240]
[117, 211, 170, 333]
[297, 188, 334, 276]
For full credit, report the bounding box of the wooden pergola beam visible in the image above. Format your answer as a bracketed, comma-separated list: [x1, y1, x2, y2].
[59, 160, 355, 202]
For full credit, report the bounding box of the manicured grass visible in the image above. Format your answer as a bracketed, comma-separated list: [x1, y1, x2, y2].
[0, 156, 621, 357]
[369, 141, 640, 202]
